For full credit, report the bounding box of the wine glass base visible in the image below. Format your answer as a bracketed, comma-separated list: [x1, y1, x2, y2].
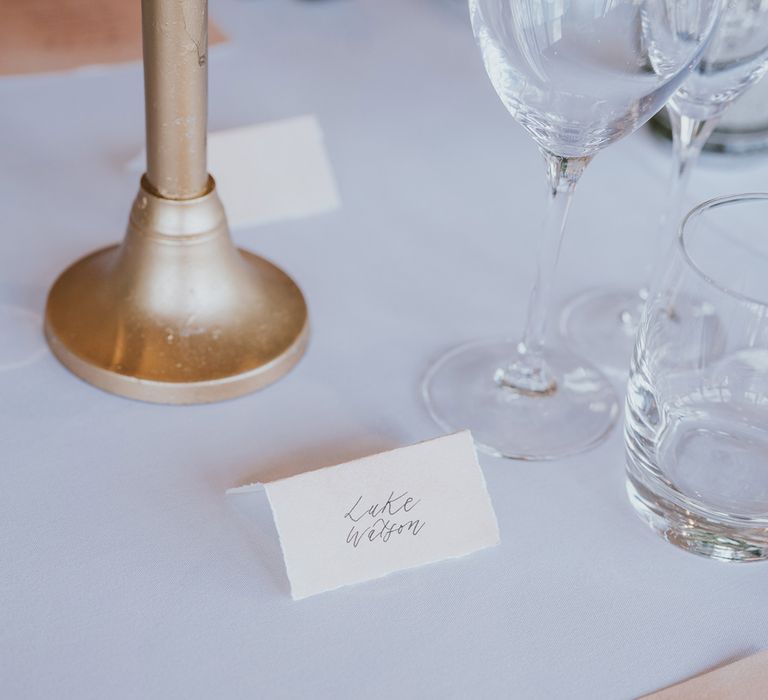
[559, 287, 643, 380]
[561, 287, 726, 378]
[422, 339, 619, 460]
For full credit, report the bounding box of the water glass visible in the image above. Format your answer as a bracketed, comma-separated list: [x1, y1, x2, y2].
[626, 193, 768, 561]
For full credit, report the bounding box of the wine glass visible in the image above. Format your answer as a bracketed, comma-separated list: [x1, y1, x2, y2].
[422, 0, 722, 460]
[561, 0, 768, 379]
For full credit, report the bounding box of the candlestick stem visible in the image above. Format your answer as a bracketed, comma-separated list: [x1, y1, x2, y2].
[142, 0, 209, 199]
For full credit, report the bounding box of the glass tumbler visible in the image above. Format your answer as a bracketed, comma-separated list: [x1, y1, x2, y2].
[625, 193, 768, 562]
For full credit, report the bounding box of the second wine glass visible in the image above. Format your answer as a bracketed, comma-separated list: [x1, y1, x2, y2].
[561, 0, 768, 378]
[423, 0, 722, 460]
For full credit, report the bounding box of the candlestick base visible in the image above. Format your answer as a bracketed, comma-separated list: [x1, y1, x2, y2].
[44, 177, 309, 404]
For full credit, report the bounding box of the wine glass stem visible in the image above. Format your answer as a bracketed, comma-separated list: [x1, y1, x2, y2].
[629, 109, 720, 324]
[654, 107, 720, 267]
[496, 151, 591, 394]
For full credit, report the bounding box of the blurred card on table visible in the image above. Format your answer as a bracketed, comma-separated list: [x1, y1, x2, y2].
[0, 0, 226, 77]
[640, 651, 768, 700]
[128, 115, 342, 229]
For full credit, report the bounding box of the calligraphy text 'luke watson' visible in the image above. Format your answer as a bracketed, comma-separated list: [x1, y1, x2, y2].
[343, 491, 426, 548]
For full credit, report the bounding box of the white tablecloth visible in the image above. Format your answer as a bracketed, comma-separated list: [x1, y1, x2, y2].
[3, 1, 768, 697]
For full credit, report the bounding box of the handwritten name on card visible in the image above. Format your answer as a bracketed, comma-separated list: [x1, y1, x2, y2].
[344, 491, 426, 548]
[243, 432, 499, 600]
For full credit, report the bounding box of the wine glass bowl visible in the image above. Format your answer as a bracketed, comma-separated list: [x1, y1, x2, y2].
[671, 0, 768, 121]
[470, 0, 722, 156]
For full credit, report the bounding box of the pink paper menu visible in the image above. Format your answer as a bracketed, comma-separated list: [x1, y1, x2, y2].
[0, 0, 225, 77]
[640, 651, 768, 700]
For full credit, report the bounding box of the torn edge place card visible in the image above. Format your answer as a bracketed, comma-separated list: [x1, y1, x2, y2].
[639, 650, 768, 700]
[227, 431, 500, 600]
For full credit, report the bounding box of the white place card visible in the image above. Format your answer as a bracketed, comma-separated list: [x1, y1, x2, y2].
[230, 431, 499, 600]
[129, 115, 341, 229]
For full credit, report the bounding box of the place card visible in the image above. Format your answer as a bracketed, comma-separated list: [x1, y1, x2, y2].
[640, 650, 768, 700]
[229, 431, 499, 600]
[129, 115, 341, 229]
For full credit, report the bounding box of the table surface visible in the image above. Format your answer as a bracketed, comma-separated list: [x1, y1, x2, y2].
[3, 1, 768, 698]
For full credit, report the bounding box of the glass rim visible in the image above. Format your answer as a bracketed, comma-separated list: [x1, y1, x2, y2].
[678, 192, 768, 308]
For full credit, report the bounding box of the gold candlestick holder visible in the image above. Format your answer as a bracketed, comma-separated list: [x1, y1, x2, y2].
[44, 0, 309, 403]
